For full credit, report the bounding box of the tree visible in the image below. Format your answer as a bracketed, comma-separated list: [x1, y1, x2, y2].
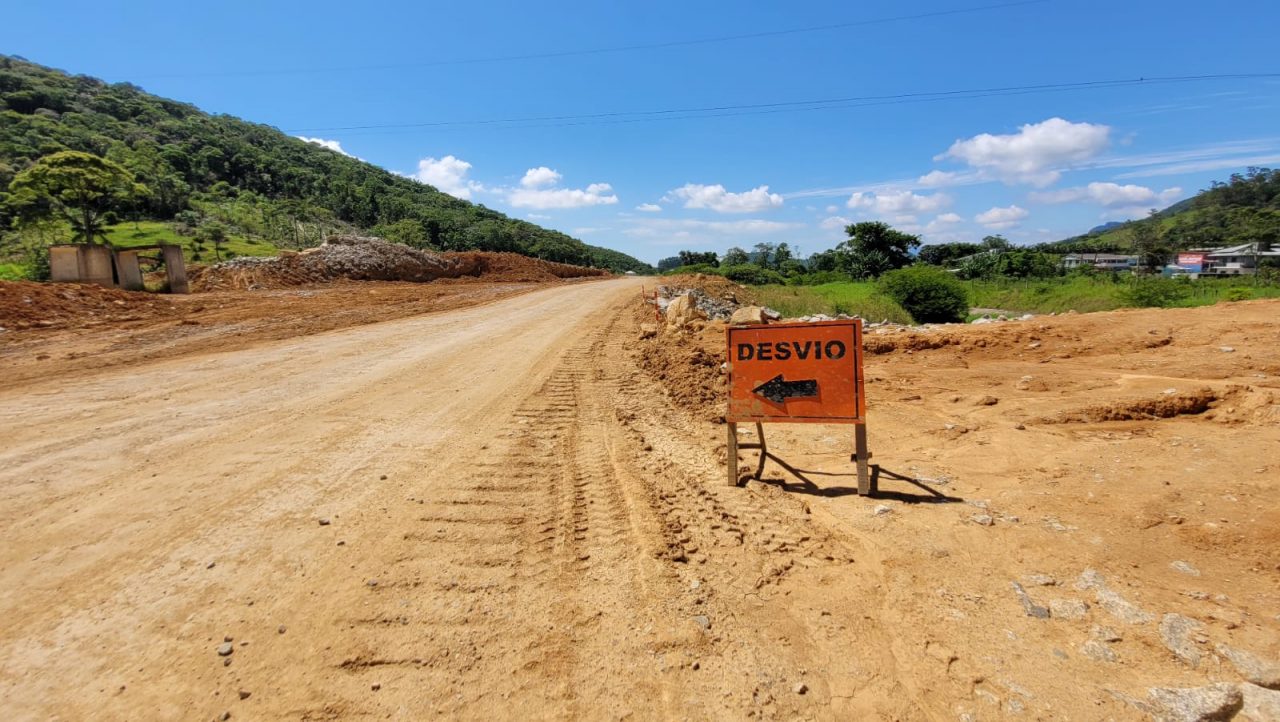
[677, 250, 719, 267]
[372, 218, 431, 249]
[197, 221, 229, 260]
[918, 242, 983, 267]
[981, 234, 1012, 251]
[1129, 217, 1168, 272]
[656, 255, 683, 272]
[8, 151, 147, 244]
[833, 222, 921, 278]
[722, 246, 750, 266]
[772, 242, 794, 269]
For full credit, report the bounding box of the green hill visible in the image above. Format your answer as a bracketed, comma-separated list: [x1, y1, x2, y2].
[1038, 168, 1280, 253]
[0, 54, 651, 273]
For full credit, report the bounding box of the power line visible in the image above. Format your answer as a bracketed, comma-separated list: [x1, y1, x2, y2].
[285, 73, 1280, 134]
[136, 0, 1050, 79]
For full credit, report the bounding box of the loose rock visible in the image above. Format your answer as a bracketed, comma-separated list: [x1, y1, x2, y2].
[1159, 613, 1207, 668]
[1011, 582, 1050, 619]
[217, 642, 234, 657]
[1170, 560, 1201, 577]
[317, 518, 331, 526]
[1240, 683, 1280, 721]
[1217, 644, 1280, 689]
[970, 514, 995, 527]
[1049, 598, 1089, 620]
[1145, 683, 1242, 722]
[1081, 639, 1117, 663]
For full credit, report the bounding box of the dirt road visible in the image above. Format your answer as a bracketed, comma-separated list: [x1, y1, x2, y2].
[2, 279, 1278, 720]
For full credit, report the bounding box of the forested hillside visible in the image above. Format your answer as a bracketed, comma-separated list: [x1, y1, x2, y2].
[1040, 167, 1280, 253]
[0, 54, 651, 272]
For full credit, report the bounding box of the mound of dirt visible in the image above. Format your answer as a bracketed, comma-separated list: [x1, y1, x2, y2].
[632, 299, 728, 421]
[1047, 388, 1218, 423]
[190, 236, 609, 291]
[0, 281, 179, 331]
[442, 252, 610, 283]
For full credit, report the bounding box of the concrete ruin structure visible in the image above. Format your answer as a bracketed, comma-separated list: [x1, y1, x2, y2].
[49, 243, 188, 294]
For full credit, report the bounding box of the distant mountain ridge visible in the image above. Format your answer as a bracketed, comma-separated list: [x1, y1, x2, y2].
[0, 54, 652, 273]
[1038, 168, 1280, 253]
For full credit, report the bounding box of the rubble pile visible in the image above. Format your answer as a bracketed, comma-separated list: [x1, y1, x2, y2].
[191, 236, 608, 291]
[655, 275, 749, 321]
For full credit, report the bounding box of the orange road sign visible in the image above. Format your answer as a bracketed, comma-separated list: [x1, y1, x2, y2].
[726, 320, 865, 423]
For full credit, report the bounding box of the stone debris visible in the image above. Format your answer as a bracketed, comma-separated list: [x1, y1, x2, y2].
[656, 284, 739, 320]
[217, 642, 234, 657]
[1011, 582, 1050, 619]
[1049, 598, 1089, 620]
[665, 293, 708, 330]
[1217, 644, 1280, 689]
[1023, 573, 1057, 587]
[728, 306, 769, 325]
[1145, 683, 1242, 722]
[693, 615, 711, 631]
[1240, 683, 1280, 721]
[1091, 625, 1123, 643]
[1170, 560, 1201, 577]
[970, 514, 995, 526]
[1159, 613, 1208, 668]
[873, 504, 893, 516]
[1076, 569, 1154, 625]
[1081, 639, 1117, 663]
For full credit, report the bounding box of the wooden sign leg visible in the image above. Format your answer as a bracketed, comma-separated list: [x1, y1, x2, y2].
[727, 422, 739, 487]
[855, 424, 871, 496]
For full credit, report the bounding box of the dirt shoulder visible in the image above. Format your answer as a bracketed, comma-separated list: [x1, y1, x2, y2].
[634, 297, 1280, 718]
[0, 279, 574, 388]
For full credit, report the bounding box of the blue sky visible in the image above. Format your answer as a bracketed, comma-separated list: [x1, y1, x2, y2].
[5, 0, 1280, 263]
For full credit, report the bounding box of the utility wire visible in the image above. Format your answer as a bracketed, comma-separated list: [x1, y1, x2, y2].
[136, 0, 1050, 79]
[285, 73, 1280, 134]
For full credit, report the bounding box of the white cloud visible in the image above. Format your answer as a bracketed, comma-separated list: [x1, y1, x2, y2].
[1114, 153, 1280, 179]
[665, 183, 784, 213]
[411, 155, 484, 200]
[937, 118, 1111, 186]
[847, 190, 952, 216]
[526, 213, 551, 220]
[975, 205, 1029, 230]
[917, 170, 960, 187]
[924, 212, 963, 232]
[299, 136, 359, 159]
[820, 215, 852, 230]
[508, 177, 618, 209]
[520, 166, 562, 189]
[825, 205, 839, 213]
[636, 203, 662, 212]
[1030, 182, 1183, 209]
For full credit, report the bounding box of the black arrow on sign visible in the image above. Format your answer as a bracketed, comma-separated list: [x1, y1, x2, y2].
[752, 375, 819, 403]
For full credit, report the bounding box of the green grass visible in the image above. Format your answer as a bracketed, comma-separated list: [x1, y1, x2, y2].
[753, 283, 915, 325]
[0, 262, 27, 281]
[103, 221, 280, 264]
[752, 276, 1280, 324]
[963, 276, 1280, 314]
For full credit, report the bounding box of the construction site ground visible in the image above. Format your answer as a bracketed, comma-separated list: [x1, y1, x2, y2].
[1, 276, 1278, 720]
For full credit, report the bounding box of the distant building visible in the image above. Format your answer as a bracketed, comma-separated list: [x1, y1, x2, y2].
[1062, 253, 1139, 271]
[1201, 242, 1280, 276]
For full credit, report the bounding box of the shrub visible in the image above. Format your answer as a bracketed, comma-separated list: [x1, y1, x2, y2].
[878, 265, 969, 323]
[1222, 287, 1252, 302]
[1119, 277, 1192, 307]
[719, 263, 786, 285]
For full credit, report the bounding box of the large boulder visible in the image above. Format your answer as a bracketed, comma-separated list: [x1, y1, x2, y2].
[729, 306, 768, 325]
[665, 293, 706, 330]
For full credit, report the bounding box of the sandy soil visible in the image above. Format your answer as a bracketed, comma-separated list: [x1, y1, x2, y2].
[1, 279, 1277, 720]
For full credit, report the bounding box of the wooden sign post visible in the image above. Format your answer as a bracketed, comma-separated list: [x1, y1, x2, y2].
[725, 320, 871, 494]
